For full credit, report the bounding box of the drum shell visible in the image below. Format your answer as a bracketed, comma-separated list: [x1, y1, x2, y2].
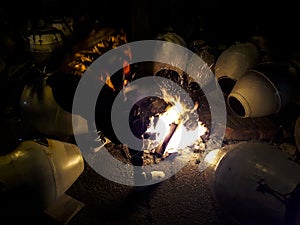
[0, 138, 84, 211]
[214, 42, 260, 94]
[153, 32, 188, 77]
[27, 27, 64, 63]
[20, 75, 88, 137]
[212, 142, 300, 225]
[227, 62, 294, 118]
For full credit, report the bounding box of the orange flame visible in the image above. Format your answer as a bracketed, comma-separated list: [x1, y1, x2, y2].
[100, 72, 116, 91]
[123, 79, 129, 87]
[122, 46, 132, 88]
[123, 60, 130, 76]
[106, 76, 115, 91]
[142, 91, 207, 156]
[123, 46, 132, 77]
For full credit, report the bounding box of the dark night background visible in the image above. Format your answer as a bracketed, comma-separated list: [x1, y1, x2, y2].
[1, 0, 300, 62]
[1, 1, 300, 225]
[1, 0, 300, 46]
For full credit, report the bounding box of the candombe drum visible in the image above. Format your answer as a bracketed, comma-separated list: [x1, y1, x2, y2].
[227, 61, 295, 118]
[20, 73, 89, 138]
[0, 138, 84, 212]
[186, 40, 219, 92]
[214, 42, 260, 94]
[153, 31, 188, 78]
[189, 39, 218, 71]
[27, 26, 64, 64]
[48, 17, 73, 42]
[295, 115, 300, 152]
[205, 142, 300, 225]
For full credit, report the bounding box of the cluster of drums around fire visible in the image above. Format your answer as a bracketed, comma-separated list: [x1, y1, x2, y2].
[1, 16, 300, 225]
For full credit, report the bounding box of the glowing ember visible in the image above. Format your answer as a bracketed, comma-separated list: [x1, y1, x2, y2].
[142, 90, 208, 157]
[62, 28, 128, 78]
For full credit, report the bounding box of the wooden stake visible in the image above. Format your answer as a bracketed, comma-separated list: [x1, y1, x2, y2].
[155, 122, 178, 157]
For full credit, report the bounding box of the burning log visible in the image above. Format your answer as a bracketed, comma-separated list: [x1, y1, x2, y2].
[155, 122, 179, 158]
